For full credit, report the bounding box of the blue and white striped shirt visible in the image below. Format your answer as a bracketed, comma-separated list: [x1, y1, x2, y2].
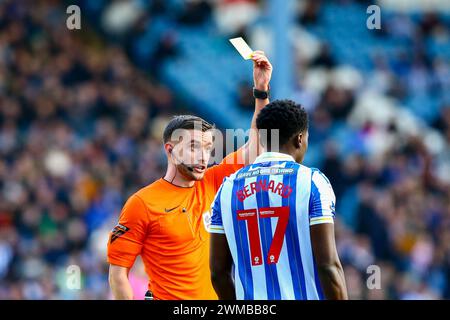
[208, 152, 336, 300]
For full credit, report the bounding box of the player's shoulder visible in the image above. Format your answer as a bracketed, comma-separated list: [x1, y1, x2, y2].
[310, 167, 332, 184]
[308, 167, 335, 197]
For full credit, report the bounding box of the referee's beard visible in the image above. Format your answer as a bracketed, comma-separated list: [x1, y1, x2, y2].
[176, 163, 205, 181]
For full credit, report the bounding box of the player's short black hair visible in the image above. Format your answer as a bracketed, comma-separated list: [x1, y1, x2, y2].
[256, 99, 308, 149]
[163, 115, 214, 143]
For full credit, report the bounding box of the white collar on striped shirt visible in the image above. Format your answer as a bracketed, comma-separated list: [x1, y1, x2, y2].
[253, 152, 296, 164]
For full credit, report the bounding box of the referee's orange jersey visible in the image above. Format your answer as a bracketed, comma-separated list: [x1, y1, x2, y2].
[107, 151, 243, 300]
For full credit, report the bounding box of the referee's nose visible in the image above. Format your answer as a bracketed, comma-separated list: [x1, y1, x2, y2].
[200, 148, 209, 165]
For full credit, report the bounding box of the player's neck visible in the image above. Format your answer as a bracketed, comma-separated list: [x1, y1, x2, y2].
[164, 166, 195, 188]
[265, 148, 293, 158]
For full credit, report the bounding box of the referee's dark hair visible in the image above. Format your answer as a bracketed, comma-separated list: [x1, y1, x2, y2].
[256, 99, 308, 150]
[163, 115, 214, 143]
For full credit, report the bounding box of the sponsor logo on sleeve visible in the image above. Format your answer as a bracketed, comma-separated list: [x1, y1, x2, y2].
[110, 224, 130, 243]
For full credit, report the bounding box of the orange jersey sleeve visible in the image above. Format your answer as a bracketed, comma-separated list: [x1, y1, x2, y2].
[107, 194, 149, 268]
[205, 148, 245, 192]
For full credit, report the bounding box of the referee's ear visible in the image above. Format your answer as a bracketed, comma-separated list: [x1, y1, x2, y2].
[164, 143, 174, 156]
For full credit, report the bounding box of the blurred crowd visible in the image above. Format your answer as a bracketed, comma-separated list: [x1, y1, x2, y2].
[0, 0, 178, 299]
[291, 1, 450, 299]
[0, 0, 449, 299]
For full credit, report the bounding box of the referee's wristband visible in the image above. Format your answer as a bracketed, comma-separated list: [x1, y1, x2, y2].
[253, 86, 270, 100]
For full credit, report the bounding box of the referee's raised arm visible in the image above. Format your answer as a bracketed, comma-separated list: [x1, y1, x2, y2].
[241, 51, 272, 166]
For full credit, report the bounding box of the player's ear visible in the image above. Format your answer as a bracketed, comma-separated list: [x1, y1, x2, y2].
[294, 133, 302, 149]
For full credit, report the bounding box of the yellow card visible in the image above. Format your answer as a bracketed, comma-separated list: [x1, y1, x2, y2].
[229, 37, 254, 60]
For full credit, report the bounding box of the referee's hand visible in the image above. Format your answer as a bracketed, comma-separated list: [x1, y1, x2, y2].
[252, 50, 272, 92]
